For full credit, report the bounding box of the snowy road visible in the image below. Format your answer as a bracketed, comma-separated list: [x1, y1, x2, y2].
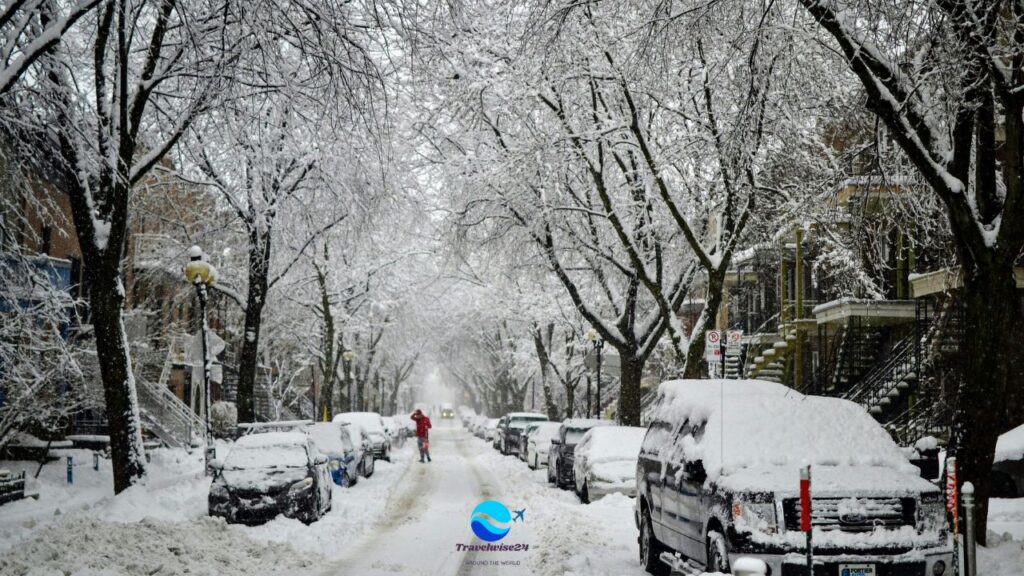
[321, 425, 533, 576]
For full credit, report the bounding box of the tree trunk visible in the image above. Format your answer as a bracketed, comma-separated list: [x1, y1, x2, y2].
[236, 234, 270, 423]
[565, 383, 575, 419]
[88, 272, 146, 492]
[953, 263, 1022, 545]
[617, 352, 644, 426]
[683, 269, 727, 378]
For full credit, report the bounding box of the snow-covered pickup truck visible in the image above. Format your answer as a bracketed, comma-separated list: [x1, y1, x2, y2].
[635, 379, 952, 576]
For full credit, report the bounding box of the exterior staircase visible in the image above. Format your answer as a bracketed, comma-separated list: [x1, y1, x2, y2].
[134, 336, 208, 448]
[830, 321, 884, 394]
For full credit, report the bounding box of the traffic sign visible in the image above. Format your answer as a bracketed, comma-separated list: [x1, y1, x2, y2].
[705, 330, 722, 362]
[726, 330, 743, 355]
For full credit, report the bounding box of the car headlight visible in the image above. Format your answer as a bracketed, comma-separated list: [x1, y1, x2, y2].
[732, 498, 778, 534]
[288, 477, 313, 494]
[919, 493, 947, 532]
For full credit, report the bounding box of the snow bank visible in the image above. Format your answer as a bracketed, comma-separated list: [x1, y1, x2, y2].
[0, 516, 318, 576]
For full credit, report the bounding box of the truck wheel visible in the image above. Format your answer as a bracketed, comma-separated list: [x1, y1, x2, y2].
[706, 530, 730, 573]
[640, 507, 669, 576]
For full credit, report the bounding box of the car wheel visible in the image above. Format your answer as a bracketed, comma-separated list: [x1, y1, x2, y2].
[547, 463, 555, 484]
[384, 447, 391, 462]
[366, 458, 375, 478]
[345, 469, 358, 487]
[706, 530, 730, 573]
[639, 507, 669, 576]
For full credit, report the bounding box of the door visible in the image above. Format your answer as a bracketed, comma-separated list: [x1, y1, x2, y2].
[675, 420, 709, 561]
[639, 421, 670, 543]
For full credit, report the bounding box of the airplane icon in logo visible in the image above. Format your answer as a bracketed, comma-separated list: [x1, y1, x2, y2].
[513, 508, 526, 522]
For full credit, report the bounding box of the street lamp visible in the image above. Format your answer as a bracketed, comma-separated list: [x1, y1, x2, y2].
[585, 328, 604, 419]
[343, 350, 356, 412]
[184, 245, 218, 474]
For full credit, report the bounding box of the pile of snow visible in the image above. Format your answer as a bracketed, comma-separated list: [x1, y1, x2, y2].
[995, 423, 1024, 463]
[0, 516, 319, 576]
[333, 412, 387, 437]
[651, 379, 920, 483]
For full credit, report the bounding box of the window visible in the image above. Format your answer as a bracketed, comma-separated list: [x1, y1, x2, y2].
[41, 226, 51, 255]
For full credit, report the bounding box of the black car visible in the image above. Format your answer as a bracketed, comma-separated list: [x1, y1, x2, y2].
[993, 423, 1024, 497]
[497, 412, 547, 456]
[209, 431, 333, 525]
[547, 418, 612, 489]
[635, 380, 951, 576]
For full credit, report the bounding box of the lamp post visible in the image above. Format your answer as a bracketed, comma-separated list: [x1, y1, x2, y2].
[184, 245, 218, 474]
[343, 350, 356, 412]
[585, 328, 604, 419]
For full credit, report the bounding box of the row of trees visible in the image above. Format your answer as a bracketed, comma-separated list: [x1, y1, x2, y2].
[2, 0, 1021, 540]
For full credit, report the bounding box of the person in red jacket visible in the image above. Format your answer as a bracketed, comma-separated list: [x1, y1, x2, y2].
[411, 409, 432, 463]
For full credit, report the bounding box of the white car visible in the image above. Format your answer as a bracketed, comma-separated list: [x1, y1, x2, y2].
[525, 421, 562, 469]
[573, 425, 646, 503]
[483, 418, 500, 441]
[332, 412, 392, 461]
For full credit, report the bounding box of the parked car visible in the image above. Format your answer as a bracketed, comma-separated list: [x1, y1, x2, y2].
[332, 412, 392, 461]
[526, 421, 562, 470]
[208, 432, 332, 525]
[573, 425, 645, 503]
[519, 420, 556, 461]
[304, 422, 364, 486]
[484, 418, 500, 442]
[496, 412, 548, 455]
[471, 415, 490, 438]
[381, 416, 405, 448]
[993, 422, 1024, 497]
[635, 379, 951, 576]
[549, 418, 614, 489]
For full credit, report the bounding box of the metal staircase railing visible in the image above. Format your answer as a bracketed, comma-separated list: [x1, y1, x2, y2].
[135, 336, 207, 448]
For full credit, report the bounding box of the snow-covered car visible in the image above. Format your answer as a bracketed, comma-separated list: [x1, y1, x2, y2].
[635, 379, 951, 576]
[992, 422, 1024, 497]
[526, 421, 562, 470]
[573, 425, 646, 503]
[304, 422, 364, 487]
[548, 418, 614, 489]
[518, 420, 556, 461]
[471, 415, 490, 438]
[483, 418, 500, 442]
[333, 412, 392, 461]
[440, 402, 456, 419]
[381, 416, 405, 447]
[208, 432, 333, 525]
[496, 412, 548, 455]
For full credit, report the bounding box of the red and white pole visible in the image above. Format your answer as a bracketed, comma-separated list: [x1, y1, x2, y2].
[800, 465, 813, 575]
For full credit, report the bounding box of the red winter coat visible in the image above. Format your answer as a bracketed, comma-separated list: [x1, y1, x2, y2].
[411, 412, 432, 438]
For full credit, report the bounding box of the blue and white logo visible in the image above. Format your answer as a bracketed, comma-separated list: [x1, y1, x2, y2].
[470, 500, 513, 542]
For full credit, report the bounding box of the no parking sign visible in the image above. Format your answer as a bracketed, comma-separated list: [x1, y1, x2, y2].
[705, 330, 722, 362]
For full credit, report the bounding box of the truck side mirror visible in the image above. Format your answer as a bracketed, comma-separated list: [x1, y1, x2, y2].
[684, 459, 707, 483]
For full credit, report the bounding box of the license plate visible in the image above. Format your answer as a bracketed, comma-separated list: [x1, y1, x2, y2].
[839, 564, 876, 576]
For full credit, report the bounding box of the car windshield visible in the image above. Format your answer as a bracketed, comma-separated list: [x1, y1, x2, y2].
[565, 428, 590, 444]
[224, 445, 307, 470]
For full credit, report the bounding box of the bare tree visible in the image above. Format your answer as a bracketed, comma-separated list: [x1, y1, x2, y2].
[797, 0, 1024, 542]
[0, 0, 100, 95]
